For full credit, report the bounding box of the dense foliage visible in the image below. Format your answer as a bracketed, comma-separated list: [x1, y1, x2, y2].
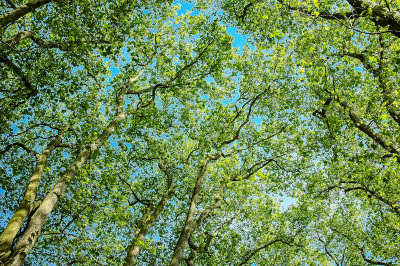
[1, 0, 399, 265]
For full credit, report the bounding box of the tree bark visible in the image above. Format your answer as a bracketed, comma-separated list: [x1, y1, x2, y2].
[185, 196, 232, 266]
[0, 0, 56, 28]
[124, 190, 174, 265]
[2, 112, 126, 265]
[339, 99, 400, 155]
[169, 156, 214, 266]
[346, 0, 400, 37]
[0, 128, 65, 261]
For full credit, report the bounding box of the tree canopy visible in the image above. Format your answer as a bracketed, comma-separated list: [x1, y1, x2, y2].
[0, 0, 399, 265]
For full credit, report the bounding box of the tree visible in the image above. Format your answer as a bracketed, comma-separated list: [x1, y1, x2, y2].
[216, 0, 400, 263]
[1, 1, 308, 265]
[0, 1, 237, 264]
[3, 0, 399, 265]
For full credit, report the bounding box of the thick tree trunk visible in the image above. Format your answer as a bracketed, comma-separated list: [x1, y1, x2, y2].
[0, 62, 152, 265]
[0, 0, 56, 28]
[124, 209, 151, 266]
[0, 128, 65, 261]
[347, 0, 400, 38]
[1, 63, 151, 264]
[0, 76, 137, 265]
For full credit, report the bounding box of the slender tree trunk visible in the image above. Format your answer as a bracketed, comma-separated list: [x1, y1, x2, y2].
[169, 157, 211, 266]
[185, 249, 197, 266]
[0, 128, 66, 261]
[0, 0, 56, 28]
[124, 190, 173, 265]
[185, 210, 236, 266]
[339, 99, 400, 155]
[124, 207, 152, 266]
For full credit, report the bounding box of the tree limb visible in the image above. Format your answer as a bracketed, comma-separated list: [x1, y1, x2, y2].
[0, 0, 57, 28]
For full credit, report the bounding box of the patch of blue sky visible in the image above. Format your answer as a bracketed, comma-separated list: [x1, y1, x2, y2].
[226, 27, 250, 51]
[174, 0, 250, 51]
[354, 66, 362, 72]
[250, 115, 263, 124]
[269, 193, 298, 211]
[200, 94, 209, 100]
[175, 1, 198, 16]
[280, 196, 298, 210]
[12, 123, 18, 134]
[109, 65, 120, 78]
[107, 0, 253, 114]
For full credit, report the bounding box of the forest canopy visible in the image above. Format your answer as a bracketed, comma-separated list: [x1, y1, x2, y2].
[0, 0, 400, 265]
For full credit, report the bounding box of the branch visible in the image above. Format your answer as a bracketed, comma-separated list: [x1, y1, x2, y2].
[220, 86, 271, 147]
[347, 0, 400, 38]
[158, 158, 173, 192]
[0, 30, 110, 52]
[336, 181, 400, 215]
[56, 197, 97, 239]
[127, 36, 215, 96]
[0, 0, 57, 28]
[328, 74, 400, 155]
[0, 142, 38, 158]
[4, 0, 16, 8]
[331, 227, 392, 265]
[281, 0, 400, 37]
[183, 146, 200, 164]
[232, 158, 274, 181]
[338, 98, 400, 155]
[7, 123, 60, 139]
[0, 56, 36, 97]
[56, 143, 77, 149]
[117, 174, 152, 206]
[237, 239, 299, 266]
[193, 186, 224, 230]
[283, 0, 360, 21]
[344, 49, 400, 126]
[127, 83, 165, 96]
[238, 3, 254, 23]
[312, 95, 336, 140]
[224, 125, 287, 157]
[185, 197, 241, 266]
[343, 51, 378, 75]
[317, 235, 340, 266]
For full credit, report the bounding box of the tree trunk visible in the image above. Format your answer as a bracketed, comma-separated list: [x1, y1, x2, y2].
[124, 190, 173, 265]
[0, 128, 65, 261]
[169, 158, 210, 266]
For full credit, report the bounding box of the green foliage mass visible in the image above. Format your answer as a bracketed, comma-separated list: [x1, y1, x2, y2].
[1, 0, 399, 265]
